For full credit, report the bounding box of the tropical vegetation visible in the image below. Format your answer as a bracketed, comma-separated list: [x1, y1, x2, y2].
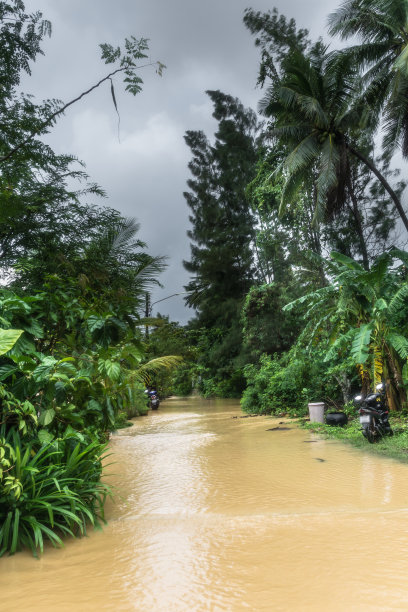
[183, 1, 408, 421]
[0, 0, 178, 556]
[3, 0, 408, 556]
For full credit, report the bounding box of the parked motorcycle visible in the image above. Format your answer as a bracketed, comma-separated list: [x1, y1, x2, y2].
[354, 382, 393, 443]
[149, 391, 160, 410]
[145, 387, 160, 410]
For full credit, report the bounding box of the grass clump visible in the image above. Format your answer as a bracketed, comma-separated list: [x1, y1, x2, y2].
[301, 414, 408, 463]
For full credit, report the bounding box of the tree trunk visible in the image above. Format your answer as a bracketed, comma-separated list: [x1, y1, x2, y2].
[335, 371, 352, 404]
[385, 344, 407, 409]
[346, 171, 370, 270]
[347, 143, 408, 233]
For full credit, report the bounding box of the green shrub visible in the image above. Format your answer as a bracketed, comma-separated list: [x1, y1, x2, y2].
[122, 382, 149, 419]
[0, 430, 109, 557]
[241, 353, 341, 415]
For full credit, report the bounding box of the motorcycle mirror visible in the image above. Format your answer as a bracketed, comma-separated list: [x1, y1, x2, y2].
[354, 395, 362, 402]
[376, 382, 384, 391]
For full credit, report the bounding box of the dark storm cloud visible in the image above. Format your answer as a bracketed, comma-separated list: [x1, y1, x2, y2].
[23, 0, 340, 322]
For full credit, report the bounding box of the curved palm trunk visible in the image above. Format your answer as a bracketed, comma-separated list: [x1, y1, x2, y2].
[347, 143, 408, 233]
[346, 170, 370, 270]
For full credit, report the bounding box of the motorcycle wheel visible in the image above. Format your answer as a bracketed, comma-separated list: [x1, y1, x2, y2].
[363, 422, 378, 444]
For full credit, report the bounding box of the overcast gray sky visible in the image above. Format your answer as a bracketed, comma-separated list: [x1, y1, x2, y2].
[23, 0, 340, 323]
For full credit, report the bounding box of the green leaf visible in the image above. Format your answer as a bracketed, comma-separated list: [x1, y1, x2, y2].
[104, 360, 121, 381]
[39, 409, 55, 427]
[0, 364, 18, 381]
[374, 298, 388, 312]
[37, 430, 54, 445]
[351, 324, 372, 364]
[11, 509, 20, 554]
[87, 315, 107, 333]
[387, 332, 408, 359]
[0, 329, 23, 356]
[32, 357, 57, 382]
[330, 251, 364, 271]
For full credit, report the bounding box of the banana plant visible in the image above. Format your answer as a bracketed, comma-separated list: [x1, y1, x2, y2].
[285, 249, 408, 408]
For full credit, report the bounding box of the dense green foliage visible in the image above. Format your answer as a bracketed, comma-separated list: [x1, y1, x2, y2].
[238, 3, 408, 415]
[145, 315, 196, 397]
[0, 1, 178, 556]
[3, 0, 408, 555]
[183, 90, 261, 396]
[183, 1, 408, 418]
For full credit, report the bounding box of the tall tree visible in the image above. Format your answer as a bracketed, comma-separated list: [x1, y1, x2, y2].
[244, 8, 408, 238]
[0, 0, 165, 282]
[183, 90, 260, 393]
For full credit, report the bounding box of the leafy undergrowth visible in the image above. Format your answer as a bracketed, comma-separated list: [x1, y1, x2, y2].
[0, 431, 111, 557]
[300, 415, 408, 463]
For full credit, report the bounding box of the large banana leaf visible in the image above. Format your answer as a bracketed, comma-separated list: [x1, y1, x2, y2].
[351, 324, 372, 364]
[387, 332, 408, 359]
[330, 251, 364, 271]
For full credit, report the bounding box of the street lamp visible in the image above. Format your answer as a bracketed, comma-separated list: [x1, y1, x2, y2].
[144, 291, 189, 338]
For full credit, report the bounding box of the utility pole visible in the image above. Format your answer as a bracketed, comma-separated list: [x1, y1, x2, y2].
[144, 291, 188, 340]
[145, 292, 150, 340]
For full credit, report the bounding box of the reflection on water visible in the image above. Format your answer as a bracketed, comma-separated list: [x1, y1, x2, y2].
[2, 397, 408, 610]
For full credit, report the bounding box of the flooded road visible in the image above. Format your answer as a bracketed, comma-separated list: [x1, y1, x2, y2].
[2, 397, 408, 611]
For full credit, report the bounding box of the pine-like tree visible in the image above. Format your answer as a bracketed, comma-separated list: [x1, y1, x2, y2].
[183, 90, 260, 394]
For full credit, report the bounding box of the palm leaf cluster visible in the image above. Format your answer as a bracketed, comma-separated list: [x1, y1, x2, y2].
[263, 44, 367, 223]
[328, 0, 408, 157]
[253, 1, 408, 232]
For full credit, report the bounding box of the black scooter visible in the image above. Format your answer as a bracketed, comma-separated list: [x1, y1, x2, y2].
[149, 391, 160, 410]
[354, 382, 393, 443]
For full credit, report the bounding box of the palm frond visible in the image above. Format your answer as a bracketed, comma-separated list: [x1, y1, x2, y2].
[137, 355, 183, 384]
[109, 218, 142, 255]
[281, 133, 320, 175]
[314, 136, 341, 223]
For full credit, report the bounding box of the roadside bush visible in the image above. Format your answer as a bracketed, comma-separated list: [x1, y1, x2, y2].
[122, 382, 149, 419]
[241, 353, 341, 415]
[199, 367, 246, 398]
[0, 429, 109, 557]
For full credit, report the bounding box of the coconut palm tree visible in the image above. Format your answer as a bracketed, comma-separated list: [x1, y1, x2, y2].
[81, 216, 167, 316]
[327, 0, 408, 158]
[262, 43, 408, 234]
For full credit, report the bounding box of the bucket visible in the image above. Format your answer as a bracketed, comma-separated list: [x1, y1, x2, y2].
[308, 402, 325, 423]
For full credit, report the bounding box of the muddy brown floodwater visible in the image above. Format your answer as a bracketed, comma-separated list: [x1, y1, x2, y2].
[2, 397, 408, 611]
